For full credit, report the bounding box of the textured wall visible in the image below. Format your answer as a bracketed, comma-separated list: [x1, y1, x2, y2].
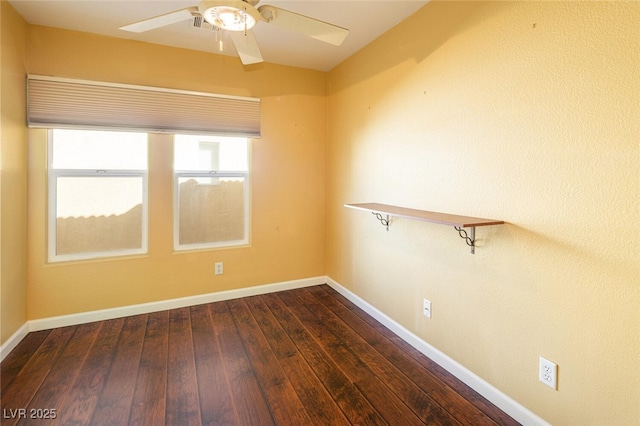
[327, 2, 639, 424]
[0, 0, 28, 345]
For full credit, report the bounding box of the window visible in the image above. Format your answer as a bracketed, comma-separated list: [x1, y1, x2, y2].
[174, 134, 249, 250]
[48, 129, 148, 262]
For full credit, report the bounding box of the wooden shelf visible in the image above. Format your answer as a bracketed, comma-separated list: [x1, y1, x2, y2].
[344, 203, 505, 254]
[345, 203, 504, 228]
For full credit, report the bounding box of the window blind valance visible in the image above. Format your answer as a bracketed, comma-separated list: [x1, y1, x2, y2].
[27, 75, 261, 137]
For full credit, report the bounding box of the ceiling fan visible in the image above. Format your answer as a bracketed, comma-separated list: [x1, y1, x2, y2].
[119, 0, 349, 65]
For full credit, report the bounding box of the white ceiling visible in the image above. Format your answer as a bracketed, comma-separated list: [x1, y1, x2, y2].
[9, 0, 429, 72]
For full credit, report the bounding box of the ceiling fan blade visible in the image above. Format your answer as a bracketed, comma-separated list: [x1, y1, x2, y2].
[119, 7, 198, 33]
[230, 30, 263, 65]
[258, 5, 348, 46]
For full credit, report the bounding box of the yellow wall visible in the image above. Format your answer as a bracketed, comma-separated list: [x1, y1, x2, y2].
[27, 26, 327, 318]
[327, 1, 639, 425]
[0, 0, 28, 345]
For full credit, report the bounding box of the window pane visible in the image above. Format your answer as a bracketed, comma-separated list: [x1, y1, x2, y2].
[52, 129, 147, 170]
[177, 177, 246, 246]
[55, 176, 144, 256]
[174, 135, 248, 171]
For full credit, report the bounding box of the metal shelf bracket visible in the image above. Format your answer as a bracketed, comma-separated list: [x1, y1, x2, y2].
[454, 226, 476, 254]
[372, 212, 390, 231]
[346, 203, 503, 254]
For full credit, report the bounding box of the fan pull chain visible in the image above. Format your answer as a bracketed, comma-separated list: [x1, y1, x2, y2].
[244, 7, 248, 36]
[215, 27, 223, 51]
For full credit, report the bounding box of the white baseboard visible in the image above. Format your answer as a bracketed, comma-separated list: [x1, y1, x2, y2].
[326, 276, 550, 426]
[1, 276, 325, 362]
[29, 276, 326, 332]
[0, 322, 30, 362]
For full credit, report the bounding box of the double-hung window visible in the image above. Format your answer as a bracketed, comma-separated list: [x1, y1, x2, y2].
[174, 134, 250, 250]
[48, 129, 148, 262]
[32, 76, 258, 260]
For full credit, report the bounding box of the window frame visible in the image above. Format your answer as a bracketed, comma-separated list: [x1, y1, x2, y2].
[173, 136, 250, 252]
[47, 129, 149, 263]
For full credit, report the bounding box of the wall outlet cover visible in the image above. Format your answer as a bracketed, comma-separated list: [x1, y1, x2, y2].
[539, 356, 557, 390]
[423, 299, 431, 318]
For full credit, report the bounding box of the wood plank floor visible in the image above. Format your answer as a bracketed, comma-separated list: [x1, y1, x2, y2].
[1, 285, 519, 425]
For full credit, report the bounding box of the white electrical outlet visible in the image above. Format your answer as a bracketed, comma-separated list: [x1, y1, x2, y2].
[539, 356, 557, 390]
[214, 262, 223, 275]
[423, 299, 431, 318]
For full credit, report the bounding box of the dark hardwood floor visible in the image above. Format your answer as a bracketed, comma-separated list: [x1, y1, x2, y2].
[1, 285, 519, 425]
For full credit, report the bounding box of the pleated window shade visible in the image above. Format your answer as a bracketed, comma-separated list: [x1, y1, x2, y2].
[27, 75, 261, 137]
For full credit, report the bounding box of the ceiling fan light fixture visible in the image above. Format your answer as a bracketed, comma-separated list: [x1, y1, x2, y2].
[200, 1, 259, 32]
[122, 0, 350, 66]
